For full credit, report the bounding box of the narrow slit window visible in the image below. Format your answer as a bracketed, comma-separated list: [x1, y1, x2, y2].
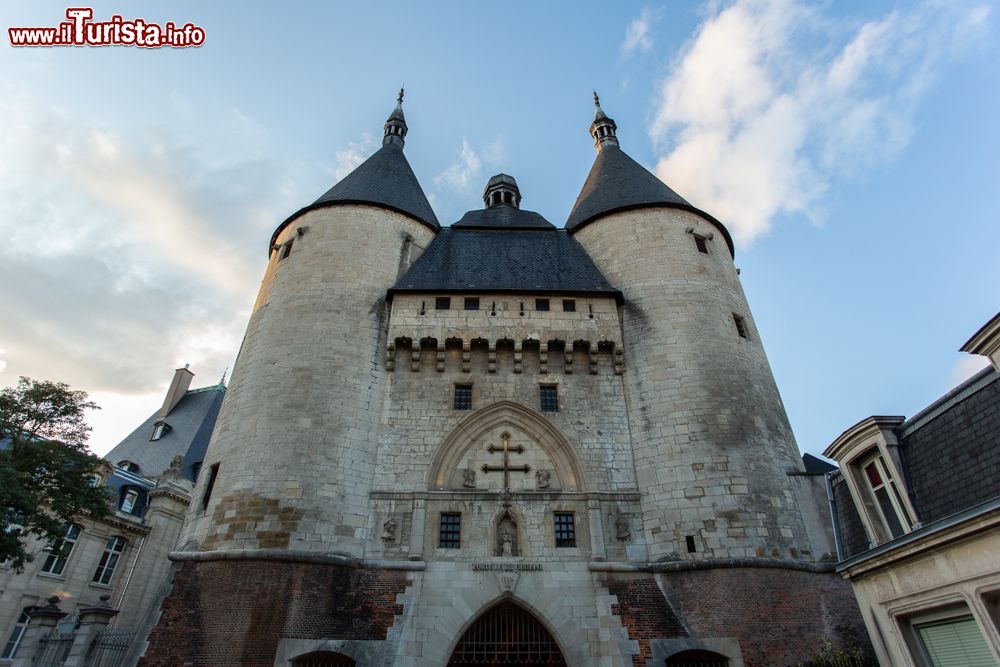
[439, 513, 461, 548]
[202, 463, 220, 510]
[686, 535, 697, 553]
[694, 235, 709, 254]
[540, 385, 558, 412]
[436, 296, 451, 310]
[535, 298, 550, 311]
[464, 297, 480, 311]
[733, 314, 748, 339]
[562, 299, 576, 312]
[280, 240, 293, 260]
[454, 384, 472, 410]
[554, 513, 576, 547]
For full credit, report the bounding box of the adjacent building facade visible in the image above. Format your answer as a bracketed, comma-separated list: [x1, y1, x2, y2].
[0, 369, 223, 666]
[825, 312, 1000, 666]
[134, 94, 870, 666]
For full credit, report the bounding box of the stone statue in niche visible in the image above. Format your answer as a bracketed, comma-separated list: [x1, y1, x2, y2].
[614, 511, 631, 541]
[496, 516, 518, 557]
[462, 468, 476, 488]
[381, 517, 398, 542]
[535, 469, 551, 489]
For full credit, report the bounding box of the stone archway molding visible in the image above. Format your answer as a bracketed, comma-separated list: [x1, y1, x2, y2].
[427, 400, 587, 491]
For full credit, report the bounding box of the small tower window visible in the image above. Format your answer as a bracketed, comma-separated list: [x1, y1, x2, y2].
[464, 297, 480, 311]
[535, 298, 550, 312]
[436, 297, 451, 310]
[202, 463, 220, 510]
[454, 384, 472, 410]
[733, 314, 749, 339]
[540, 385, 558, 412]
[694, 235, 709, 254]
[280, 240, 293, 260]
[439, 513, 461, 548]
[554, 512, 576, 547]
[562, 299, 576, 312]
[686, 535, 697, 553]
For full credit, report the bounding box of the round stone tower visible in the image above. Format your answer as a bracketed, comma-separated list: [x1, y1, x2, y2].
[568, 95, 813, 561]
[178, 91, 440, 556]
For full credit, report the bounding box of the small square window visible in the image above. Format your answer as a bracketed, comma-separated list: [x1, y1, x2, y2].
[454, 384, 472, 410]
[464, 297, 480, 311]
[439, 513, 461, 548]
[435, 297, 451, 310]
[540, 385, 558, 412]
[554, 512, 576, 547]
[562, 299, 576, 312]
[694, 235, 709, 254]
[535, 298, 550, 311]
[733, 314, 748, 339]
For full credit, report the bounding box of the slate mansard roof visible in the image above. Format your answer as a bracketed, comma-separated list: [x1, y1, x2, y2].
[390, 206, 621, 299]
[566, 145, 735, 256]
[103, 384, 225, 482]
[269, 142, 440, 253]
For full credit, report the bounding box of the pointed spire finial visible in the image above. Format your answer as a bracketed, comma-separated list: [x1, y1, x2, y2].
[589, 90, 618, 152]
[384, 88, 408, 147]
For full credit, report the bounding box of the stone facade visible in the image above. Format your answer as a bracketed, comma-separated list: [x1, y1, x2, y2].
[138, 98, 868, 666]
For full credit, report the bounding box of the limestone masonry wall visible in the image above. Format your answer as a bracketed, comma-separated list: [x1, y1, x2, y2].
[574, 207, 813, 561]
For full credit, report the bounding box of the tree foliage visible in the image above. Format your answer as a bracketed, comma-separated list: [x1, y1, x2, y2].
[0, 377, 109, 572]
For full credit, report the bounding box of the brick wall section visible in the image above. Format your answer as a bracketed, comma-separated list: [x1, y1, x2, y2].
[139, 560, 407, 667]
[831, 473, 869, 559]
[605, 577, 687, 666]
[902, 374, 1000, 522]
[657, 568, 871, 667]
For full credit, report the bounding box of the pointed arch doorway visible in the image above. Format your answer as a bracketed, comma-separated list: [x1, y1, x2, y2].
[448, 601, 568, 666]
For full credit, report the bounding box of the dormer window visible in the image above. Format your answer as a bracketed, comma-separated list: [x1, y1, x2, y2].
[120, 489, 140, 514]
[150, 421, 169, 441]
[858, 451, 913, 540]
[117, 460, 140, 474]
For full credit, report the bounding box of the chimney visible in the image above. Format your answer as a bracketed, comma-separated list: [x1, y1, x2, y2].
[158, 365, 194, 419]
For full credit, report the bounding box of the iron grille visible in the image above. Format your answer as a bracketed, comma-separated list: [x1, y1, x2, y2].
[36, 629, 75, 667]
[554, 513, 576, 547]
[448, 602, 567, 666]
[88, 628, 134, 667]
[440, 513, 461, 548]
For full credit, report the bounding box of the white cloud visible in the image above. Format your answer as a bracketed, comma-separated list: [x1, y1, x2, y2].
[435, 138, 483, 191]
[948, 355, 990, 389]
[333, 132, 378, 180]
[650, 0, 991, 246]
[622, 7, 662, 58]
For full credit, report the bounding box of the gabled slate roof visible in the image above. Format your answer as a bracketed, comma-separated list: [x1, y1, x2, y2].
[390, 211, 620, 297]
[269, 142, 439, 253]
[103, 385, 225, 482]
[451, 204, 554, 230]
[566, 145, 735, 256]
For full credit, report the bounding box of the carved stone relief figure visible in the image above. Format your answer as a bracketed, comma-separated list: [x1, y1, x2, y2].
[462, 468, 476, 488]
[496, 515, 518, 557]
[382, 517, 398, 542]
[535, 469, 551, 489]
[614, 511, 631, 541]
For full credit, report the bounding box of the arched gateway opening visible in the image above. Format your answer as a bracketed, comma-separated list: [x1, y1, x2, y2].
[448, 602, 568, 666]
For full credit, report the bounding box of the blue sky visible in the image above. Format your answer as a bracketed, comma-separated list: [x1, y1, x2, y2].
[0, 0, 997, 460]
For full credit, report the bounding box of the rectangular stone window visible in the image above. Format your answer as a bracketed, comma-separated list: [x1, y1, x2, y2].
[464, 297, 480, 311]
[535, 298, 550, 311]
[439, 513, 461, 549]
[694, 234, 709, 254]
[92, 536, 126, 586]
[202, 462, 220, 511]
[1, 612, 29, 659]
[280, 239, 293, 260]
[436, 297, 451, 310]
[686, 535, 697, 553]
[40, 523, 81, 576]
[562, 299, 576, 312]
[454, 384, 472, 410]
[539, 385, 558, 412]
[733, 314, 748, 339]
[554, 512, 576, 547]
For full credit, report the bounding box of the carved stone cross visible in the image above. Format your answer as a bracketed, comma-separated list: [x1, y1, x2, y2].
[481, 432, 530, 489]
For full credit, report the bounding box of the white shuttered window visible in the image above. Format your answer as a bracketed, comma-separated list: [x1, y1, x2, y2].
[915, 615, 995, 667]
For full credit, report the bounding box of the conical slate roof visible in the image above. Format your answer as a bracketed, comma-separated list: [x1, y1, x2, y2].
[565, 145, 734, 254]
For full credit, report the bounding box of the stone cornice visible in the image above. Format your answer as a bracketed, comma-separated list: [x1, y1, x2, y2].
[961, 311, 1000, 357]
[370, 490, 641, 502]
[823, 415, 905, 462]
[589, 557, 836, 574]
